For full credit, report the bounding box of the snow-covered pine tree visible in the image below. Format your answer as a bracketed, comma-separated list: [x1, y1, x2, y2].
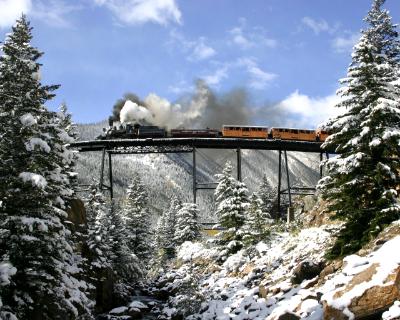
[243, 193, 272, 246]
[214, 161, 236, 208]
[156, 196, 182, 250]
[215, 163, 250, 251]
[84, 187, 141, 310]
[0, 16, 92, 319]
[318, 0, 400, 257]
[84, 186, 113, 278]
[107, 205, 142, 283]
[121, 175, 153, 263]
[257, 174, 278, 219]
[174, 203, 202, 246]
[56, 103, 79, 197]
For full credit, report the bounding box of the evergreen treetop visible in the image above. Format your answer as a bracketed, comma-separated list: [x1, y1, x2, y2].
[174, 203, 202, 246]
[157, 196, 182, 249]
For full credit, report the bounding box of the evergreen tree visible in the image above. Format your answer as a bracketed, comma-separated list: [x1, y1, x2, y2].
[0, 16, 92, 319]
[156, 196, 182, 249]
[318, 0, 400, 257]
[85, 187, 113, 275]
[215, 163, 250, 251]
[55, 103, 79, 198]
[257, 174, 278, 219]
[107, 206, 142, 283]
[174, 203, 202, 245]
[214, 162, 236, 207]
[243, 193, 272, 245]
[121, 175, 153, 263]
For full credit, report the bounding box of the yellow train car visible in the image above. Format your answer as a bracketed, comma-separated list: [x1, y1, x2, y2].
[222, 125, 269, 139]
[271, 128, 316, 141]
[316, 128, 330, 142]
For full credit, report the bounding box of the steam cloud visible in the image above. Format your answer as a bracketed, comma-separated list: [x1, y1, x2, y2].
[114, 80, 251, 130]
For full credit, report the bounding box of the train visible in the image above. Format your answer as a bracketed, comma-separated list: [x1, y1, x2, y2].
[97, 121, 330, 142]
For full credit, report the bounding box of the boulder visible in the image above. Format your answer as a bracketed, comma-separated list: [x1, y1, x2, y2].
[302, 199, 335, 228]
[319, 260, 342, 281]
[323, 264, 400, 319]
[268, 311, 301, 320]
[291, 261, 325, 285]
[128, 307, 144, 319]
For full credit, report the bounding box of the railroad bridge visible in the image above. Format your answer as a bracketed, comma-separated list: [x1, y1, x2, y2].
[69, 137, 332, 214]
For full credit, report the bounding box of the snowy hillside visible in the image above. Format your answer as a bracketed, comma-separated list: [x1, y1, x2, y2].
[141, 220, 400, 320]
[75, 121, 321, 220]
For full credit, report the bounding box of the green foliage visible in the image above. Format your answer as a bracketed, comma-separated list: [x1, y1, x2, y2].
[243, 194, 272, 246]
[0, 16, 93, 319]
[121, 175, 153, 264]
[214, 162, 250, 258]
[156, 196, 182, 251]
[319, 0, 400, 258]
[174, 203, 202, 246]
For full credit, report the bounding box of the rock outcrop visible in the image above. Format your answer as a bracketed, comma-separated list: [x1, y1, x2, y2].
[291, 260, 325, 285]
[323, 262, 400, 319]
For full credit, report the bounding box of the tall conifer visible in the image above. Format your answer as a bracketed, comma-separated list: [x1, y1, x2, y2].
[121, 175, 153, 263]
[0, 16, 92, 318]
[319, 0, 400, 257]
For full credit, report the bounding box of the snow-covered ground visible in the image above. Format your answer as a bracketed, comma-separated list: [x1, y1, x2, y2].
[150, 223, 400, 319]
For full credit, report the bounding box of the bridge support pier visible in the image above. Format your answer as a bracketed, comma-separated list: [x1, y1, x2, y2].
[193, 147, 197, 203]
[277, 150, 282, 216]
[277, 150, 292, 218]
[284, 150, 292, 207]
[99, 148, 113, 199]
[99, 148, 106, 189]
[237, 148, 242, 182]
[109, 152, 113, 199]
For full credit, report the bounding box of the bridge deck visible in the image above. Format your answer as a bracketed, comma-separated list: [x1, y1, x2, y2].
[69, 138, 330, 153]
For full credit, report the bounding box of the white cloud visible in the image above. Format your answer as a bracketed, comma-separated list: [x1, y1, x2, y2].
[188, 37, 216, 61]
[168, 80, 193, 94]
[169, 30, 216, 62]
[0, 0, 82, 29]
[31, 1, 81, 28]
[0, 0, 32, 29]
[273, 90, 342, 128]
[332, 32, 360, 53]
[94, 0, 182, 26]
[302, 16, 337, 35]
[230, 18, 277, 50]
[203, 66, 228, 86]
[238, 58, 277, 90]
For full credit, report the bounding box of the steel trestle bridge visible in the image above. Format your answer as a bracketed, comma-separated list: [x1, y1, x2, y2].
[69, 137, 331, 216]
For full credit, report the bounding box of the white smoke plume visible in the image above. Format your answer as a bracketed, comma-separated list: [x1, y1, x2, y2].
[115, 80, 251, 129]
[119, 80, 210, 129]
[119, 100, 153, 124]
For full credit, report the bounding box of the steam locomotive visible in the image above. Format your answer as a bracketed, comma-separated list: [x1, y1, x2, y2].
[97, 120, 330, 142]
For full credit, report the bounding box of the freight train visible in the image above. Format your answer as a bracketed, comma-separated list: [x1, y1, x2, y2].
[98, 121, 330, 142]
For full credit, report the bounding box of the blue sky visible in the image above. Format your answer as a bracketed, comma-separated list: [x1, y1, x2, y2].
[0, 0, 399, 126]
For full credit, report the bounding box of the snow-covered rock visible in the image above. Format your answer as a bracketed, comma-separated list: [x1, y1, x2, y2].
[322, 236, 400, 319]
